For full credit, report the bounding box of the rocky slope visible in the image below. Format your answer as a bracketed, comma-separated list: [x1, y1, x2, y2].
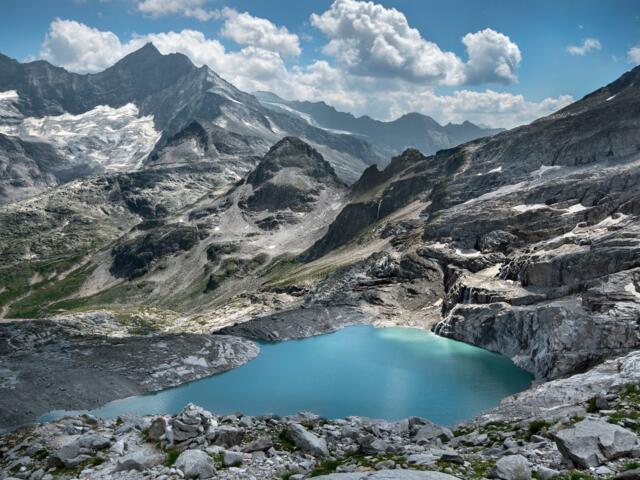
[0, 44, 380, 204]
[3, 37, 640, 480]
[3, 353, 640, 479]
[284, 63, 640, 382]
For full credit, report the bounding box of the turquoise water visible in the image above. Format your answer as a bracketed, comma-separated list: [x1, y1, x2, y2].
[40, 326, 532, 426]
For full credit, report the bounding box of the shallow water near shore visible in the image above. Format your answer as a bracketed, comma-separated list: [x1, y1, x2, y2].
[40, 326, 532, 426]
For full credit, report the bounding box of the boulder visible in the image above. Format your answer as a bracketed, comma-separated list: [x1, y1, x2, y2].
[147, 416, 167, 441]
[357, 434, 389, 455]
[222, 450, 243, 467]
[174, 449, 215, 479]
[534, 466, 560, 480]
[242, 436, 273, 452]
[553, 418, 638, 468]
[489, 454, 531, 480]
[208, 426, 244, 447]
[115, 447, 164, 472]
[287, 423, 329, 457]
[616, 469, 640, 479]
[311, 470, 461, 479]
[413, 422, 454, 444]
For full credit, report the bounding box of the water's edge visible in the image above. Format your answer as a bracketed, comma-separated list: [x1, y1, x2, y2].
[37, 325, 533, 428]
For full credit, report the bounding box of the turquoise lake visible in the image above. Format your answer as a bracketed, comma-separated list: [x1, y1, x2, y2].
[40, 326, 533, 426]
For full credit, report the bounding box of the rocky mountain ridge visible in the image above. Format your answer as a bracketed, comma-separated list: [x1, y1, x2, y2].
[0, 44, 380, 204]
[2, 38, 640, 480]
[254, 91, 504, 159]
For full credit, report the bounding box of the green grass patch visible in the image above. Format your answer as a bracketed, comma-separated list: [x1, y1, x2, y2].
[526, 420, 550, 440]
[164, 448, 181, 467]
[7, 264, 95, 318]
[309, 459, 343, 477]
[0, 253, 88, 307]
[277, 429, 296, 452]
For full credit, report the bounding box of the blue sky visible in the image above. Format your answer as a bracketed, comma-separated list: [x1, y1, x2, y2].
[1, 0, 639, 127]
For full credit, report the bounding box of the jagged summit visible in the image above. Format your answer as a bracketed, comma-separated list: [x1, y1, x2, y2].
[242, 137, 345, 212]
[248, 137, 342, 187]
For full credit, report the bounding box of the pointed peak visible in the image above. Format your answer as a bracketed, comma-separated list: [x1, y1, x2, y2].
[126, 42, 162, 60]
[266, 136, 316, 156]
[248, 137, 340, 187]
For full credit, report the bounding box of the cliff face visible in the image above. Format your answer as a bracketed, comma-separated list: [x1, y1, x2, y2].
[292, 65, 640, 381]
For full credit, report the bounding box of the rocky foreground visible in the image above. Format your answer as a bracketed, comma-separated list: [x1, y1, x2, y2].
[3, 351, 640, 480]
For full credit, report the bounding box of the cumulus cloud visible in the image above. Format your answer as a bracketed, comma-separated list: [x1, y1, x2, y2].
[137, 0, 220, 21]
[402, 90, 573, 128]
[310, 0, 520, 85]
[220, 8, 301, 56]
[36, 17, 570, 129]
[40, 19, 135, 73]
[462, 29, 521, 84]
[310, 0, 464, 84]
[628, 46, 640, 65]
[566, 38, 601, 56]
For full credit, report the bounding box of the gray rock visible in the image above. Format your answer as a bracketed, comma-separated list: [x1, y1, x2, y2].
[413, 422, 454, 444]
[534, 466, 560, 480]
[76, 433, 111, 450]
[287, 423, 329, 457]
[553, 418, 638, 467]
[242, 436, 273, 452]
[174, 449, 215, 479]
[358, 434, 389, 455]
[616, 469, 640, 479]
[311, 470, 461, 479]
[115, 447, 164, 471]
[148, 417, 168, 441]
[209, 426, 244, 447]
[222, 450, 243, 467]
[489, 454, 531, 480]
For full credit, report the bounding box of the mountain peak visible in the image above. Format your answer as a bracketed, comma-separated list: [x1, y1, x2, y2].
[248, 137, 341, 187]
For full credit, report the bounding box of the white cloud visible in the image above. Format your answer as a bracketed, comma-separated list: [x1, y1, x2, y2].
[462, 29, 521, 85]
[137, 0, 220, 21]
[628, 46, 640, 65]
[40, 19, 134, 73]
[310, 0, 464, 85]
[220, 8, 301, 57]
[310, 0, 520, 85]
[37, 18, 570, 130]
[566, 38, 601, 56]
[402, 90, 574, 128]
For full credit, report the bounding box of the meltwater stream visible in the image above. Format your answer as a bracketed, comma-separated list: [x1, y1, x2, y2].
[41, 326, 532, 426]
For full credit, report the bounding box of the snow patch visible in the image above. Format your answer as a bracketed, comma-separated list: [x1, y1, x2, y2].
[512, 204, 548, 213]
[0, 90, 19, 101]
[0, 103, 160, 171]
[531, 165, 562, 176]
[0, 90, 22, 123]
[454, 248, 481, 257]
[606, 94, 617, 102]
[624, 283, 640, 298]
[562, 203, 588, 215]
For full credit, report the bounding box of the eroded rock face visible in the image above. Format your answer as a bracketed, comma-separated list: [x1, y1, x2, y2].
[110, 224, 199, 279]
[242, 137, 345, 213]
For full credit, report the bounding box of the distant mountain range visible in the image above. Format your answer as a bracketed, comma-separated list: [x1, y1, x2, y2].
[0, 43, 505, 206]
[254, 91, 504, 158]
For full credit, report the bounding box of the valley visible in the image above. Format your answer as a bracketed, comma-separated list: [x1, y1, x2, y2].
[1, 39, 640, 480]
